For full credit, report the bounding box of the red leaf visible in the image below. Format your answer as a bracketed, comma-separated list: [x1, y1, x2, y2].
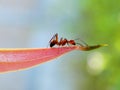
[0, 44, 107, 73]
[0, 47, 77, 73]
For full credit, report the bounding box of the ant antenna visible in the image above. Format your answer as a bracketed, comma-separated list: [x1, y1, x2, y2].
[49, 33, 58, 43]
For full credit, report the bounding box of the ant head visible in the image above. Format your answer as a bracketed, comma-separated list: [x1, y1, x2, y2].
[50, 40, 57, 47]
[69, 40, 76, 45]
[50, 42, 55, 47]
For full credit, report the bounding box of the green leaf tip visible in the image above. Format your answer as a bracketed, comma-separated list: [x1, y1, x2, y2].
[99, 44, 108, 47]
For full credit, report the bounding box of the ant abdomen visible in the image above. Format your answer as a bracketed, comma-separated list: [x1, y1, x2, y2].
[68, 40, 76, 45]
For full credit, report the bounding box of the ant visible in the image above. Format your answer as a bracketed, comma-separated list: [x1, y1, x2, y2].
[49, 33, 88, 47]
[49, 33, 107, 50]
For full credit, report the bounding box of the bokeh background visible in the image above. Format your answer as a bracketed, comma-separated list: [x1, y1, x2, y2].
[0, 0, 119, 90]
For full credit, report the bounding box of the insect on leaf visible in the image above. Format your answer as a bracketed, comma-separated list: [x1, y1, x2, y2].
[0, 44, 107, 73]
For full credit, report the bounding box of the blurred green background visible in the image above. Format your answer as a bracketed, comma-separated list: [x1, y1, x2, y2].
[0, 0, 119, 90]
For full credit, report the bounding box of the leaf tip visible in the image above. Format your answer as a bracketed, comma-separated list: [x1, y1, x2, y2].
[99, 44, 108, 47]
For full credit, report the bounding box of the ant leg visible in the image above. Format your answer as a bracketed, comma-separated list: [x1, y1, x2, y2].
[59, 37, 63, 46]
[74, 38, 88, 46]
[80, 39, 88, 46]
[61, 38, 68, 46]
[67, 42, 70, 46]
[76, 43, 84, 47]
[64, 39, 69, 46]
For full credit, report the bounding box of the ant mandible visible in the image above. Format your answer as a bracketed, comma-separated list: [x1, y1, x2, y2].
[49, 33, 87, 47]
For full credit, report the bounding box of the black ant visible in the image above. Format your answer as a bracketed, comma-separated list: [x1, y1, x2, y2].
[49, 33, 88, 47]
